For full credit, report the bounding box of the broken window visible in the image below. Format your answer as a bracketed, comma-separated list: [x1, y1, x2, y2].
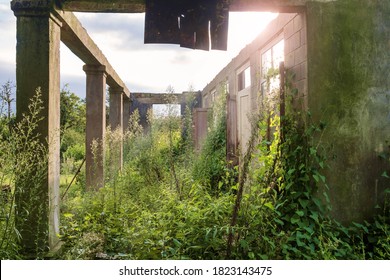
[238, 66, 251, 91]
[261, 39, 284, 97]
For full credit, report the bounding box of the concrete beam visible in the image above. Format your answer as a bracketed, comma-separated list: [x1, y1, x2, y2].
[131, 92, 184, 104]
[60, 0, 309, 13]
[57, 10, 131, 98]
[60, 0, 145, 13]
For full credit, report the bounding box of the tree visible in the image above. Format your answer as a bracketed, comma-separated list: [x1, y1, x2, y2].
[0, 80, 16, 134]
[60, 85, 86, 159]
[60, 84, 85, 132]
[0, 80, 15, 120]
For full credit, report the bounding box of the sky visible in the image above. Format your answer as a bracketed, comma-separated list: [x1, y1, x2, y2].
[0, 0, 278, 99]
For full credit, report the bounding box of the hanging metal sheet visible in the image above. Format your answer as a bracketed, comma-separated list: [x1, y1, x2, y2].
[144, 0, 229, 51]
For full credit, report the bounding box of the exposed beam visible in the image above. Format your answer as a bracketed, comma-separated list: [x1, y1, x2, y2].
[56, 9, 131, 97]
[60, 0, 308, 13]
[60, 0, 145, 13]
[132, 92, 184, 104]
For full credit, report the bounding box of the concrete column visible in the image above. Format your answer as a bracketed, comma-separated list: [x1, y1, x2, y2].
[11, 0, 61, 254]
[123, 96, 131, 133]
[84, 65, 107, 190]
[109, 87, 123, 131]
[109, 87, 124, 170]
[131, 99, 152, 133]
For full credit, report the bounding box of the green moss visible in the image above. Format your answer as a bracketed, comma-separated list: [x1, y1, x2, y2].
[306, 0, 390, 222]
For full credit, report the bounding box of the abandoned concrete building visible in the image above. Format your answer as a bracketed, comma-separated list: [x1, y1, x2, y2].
[9, 0, 390, 254]
[200, 13, 306, 157]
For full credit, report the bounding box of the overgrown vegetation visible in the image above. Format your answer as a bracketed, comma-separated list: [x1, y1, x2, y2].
[0, 88, 48, 258]
[0, 82, 389, 259]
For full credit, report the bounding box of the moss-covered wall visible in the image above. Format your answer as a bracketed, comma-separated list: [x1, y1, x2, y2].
[306, 0, 390, 223]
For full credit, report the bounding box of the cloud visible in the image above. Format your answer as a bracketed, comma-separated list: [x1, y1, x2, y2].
[0, 62, 16, 84]
[60, 74, 86, 98]
[76, 13, 148, 51]
[0, 3, 10, 12]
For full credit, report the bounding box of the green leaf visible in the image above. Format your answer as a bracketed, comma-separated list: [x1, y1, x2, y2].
[291, 215, 301, 224]
[240, 239, 248, 249]
[248, 251, 255, 259]
[304, 226, 314, 235]
[63, 213, 74, 219]
[173, 239, 182, 247]
[274, 218, 284, 226]
[287, 168, 296, 175]
[382, 171, 390, 179]
[296, 210, 305, 217]
[298, 198, 309, 209]
[309, 211, 319, 223]
[264, 202, 274, 211]
[296, 237, 305, 247]
[323, 192, 330, 203]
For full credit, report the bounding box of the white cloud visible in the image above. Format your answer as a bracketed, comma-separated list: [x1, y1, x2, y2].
[0, 3, 9, 12]
[0, 4, 16, 66]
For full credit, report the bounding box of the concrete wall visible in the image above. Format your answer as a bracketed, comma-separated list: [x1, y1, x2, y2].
[202, 0, 390, 223]
[202, 13, 306, 153]
[306, 0, 390, 223]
